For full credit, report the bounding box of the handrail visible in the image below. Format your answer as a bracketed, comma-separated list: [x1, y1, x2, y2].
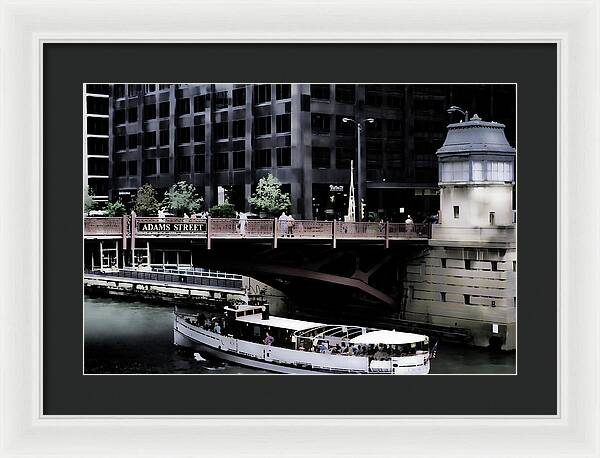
[84, 217, 431, 242]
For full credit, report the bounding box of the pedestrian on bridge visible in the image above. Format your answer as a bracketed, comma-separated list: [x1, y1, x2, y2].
[279, 212, 288, 236]
[239, 212, 248, 236]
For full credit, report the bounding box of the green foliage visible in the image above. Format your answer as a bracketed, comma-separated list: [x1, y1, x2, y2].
[104, 200, 127, 217]
[162, 181, 203, 216]
[84, 185, 96, 213]
[134, 184, 160, 216]
[209, 201, 237, 218]
[248, 174, 291, 216]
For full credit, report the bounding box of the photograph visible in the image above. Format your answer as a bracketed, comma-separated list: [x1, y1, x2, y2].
[83, 83, 517, 375]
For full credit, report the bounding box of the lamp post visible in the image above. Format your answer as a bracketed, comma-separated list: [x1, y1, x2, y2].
[342, 117, 374, 222]
[446, 105, 469, 122]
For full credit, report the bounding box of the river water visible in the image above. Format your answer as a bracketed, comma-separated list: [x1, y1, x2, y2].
[84, 295, 516, 375]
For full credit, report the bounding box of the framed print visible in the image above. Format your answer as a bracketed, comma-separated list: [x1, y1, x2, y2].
[1, 0, 599, 457]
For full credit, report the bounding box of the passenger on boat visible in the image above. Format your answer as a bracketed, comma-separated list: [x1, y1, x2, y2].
[263, 332, 274, 346]
[213, 322, 221, 334]
[203, 318, 211, 330]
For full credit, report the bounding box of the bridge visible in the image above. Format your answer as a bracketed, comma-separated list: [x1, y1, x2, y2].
[84, 216, 431, 307]
[84, 216, 430, 248]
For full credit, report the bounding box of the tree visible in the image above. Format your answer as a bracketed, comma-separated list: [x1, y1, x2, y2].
[162, 181, 203, 216]
[248, 174, 291, 216]
[134, 184, 160, 216]
[84, 185, 96, 213]
[209, 201, 237, 218]
[104, 200, 127, 217]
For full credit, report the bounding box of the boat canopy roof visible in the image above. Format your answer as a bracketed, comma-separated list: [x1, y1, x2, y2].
[349, 330, 428, 345]
[235, 313, 323, 331]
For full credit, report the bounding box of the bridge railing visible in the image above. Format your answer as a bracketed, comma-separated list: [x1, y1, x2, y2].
[282, 220, 333, 238]
[388, 222, 430, 238]
[336, 221, 386, 238]
[83, 217, 431, 243]
[84, 217, 124, 236]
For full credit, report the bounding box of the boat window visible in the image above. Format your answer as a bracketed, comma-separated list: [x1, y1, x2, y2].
[253, 325, 261, 337]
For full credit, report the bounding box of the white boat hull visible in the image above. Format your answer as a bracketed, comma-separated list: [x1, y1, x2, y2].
[174, 317, 430, 375]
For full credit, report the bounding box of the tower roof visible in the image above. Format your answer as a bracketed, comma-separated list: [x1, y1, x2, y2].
[436, 114, 516, 157]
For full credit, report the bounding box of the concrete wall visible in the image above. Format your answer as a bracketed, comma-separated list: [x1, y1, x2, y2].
[440, 184, 513, 227]
[404, 246, 516, 349]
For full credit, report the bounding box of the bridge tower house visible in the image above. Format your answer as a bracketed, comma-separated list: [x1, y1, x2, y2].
[404, 115, 517, 350]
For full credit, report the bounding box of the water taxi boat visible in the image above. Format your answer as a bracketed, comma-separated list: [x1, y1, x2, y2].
[174, 303, 430, 374]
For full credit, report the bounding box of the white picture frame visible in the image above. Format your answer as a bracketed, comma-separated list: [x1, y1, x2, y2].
[1, 0, 598, 456]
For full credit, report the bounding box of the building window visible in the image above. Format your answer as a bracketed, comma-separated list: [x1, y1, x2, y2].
[453, 206, 460, 218]
[175, 156, 190, 174]
[127, 107, 137, 122]
[486, 161, 513, 182]
[194, 95, 205, 112]
[128, 134, 137, 149]
[489, 212, 496, 225]
[441, 161, 469, 182]
[143, 104, 156, 121]
[158, 84, 170, 91]
[311, 84, 330, 101]
[254, 149, 272, 168]
[233, 149, 245, 169]
[211, 91, 227, 110]
[128, 160, 137, 175]
[464, 294, 471, 305]
[114, 84, 125, 99]
[160, 158, 169, 174]
[465, 259, 471, 270]
[441, 258, 447, 268]
[193, 154, 205, 173]
[513, 261, 516, 272]
[386, 119, 403, 138]
[159, 101, 170, 118]
[214, 152, 229, 170]
[335, 146, 354, 168]
[491, 261, 498, 272]
[232, 88, 246, 107]
[311, 113, 330, 135]
[365, 86, 383, 106]
[255, 116, 271, 136]
[87, 118, 108, 135]
[276, 84, 291, 100]
[440, 291, 446, 302]
[276, 114, 291, 133]
[114, 161, 126, 177]
[254, 84, 271, 104]
[232, 120, 245, 138]
[127, 84, 140, 97]
[114, 135, 126, 151]
[159, 129, 169, 146]
[143, 84, 156, 94]
[143, 131, 156, 148]
[277, 147, 291, 167]
[312, 147, 330, 169]
[176, 127, 191, 145]
[472, 160, 484, 181]
[214, 122, 228, 140]
[194, 124, 205, 142]
[143, 159, 157, 176]
[335, 85, 355, 104]
[176, 98, 190, 116]
[114, 109, 125, 125]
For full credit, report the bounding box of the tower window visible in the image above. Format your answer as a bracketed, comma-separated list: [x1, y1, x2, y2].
[491, 261, 498, 271]
[440, 292, 446, 302]
[464, 294, 471, 305]
[465, 260, 471, 270]
[441, 258, 446, 268]
[453, 206, 460, 218]
[489, 212, 495, 225]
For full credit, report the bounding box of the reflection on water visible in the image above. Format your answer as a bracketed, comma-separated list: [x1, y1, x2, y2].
[84, 296, 515, 375]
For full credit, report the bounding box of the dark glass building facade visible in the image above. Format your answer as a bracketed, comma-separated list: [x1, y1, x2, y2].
[89, 83, 515, 221]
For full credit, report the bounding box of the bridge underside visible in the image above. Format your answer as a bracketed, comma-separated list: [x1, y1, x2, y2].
[84, 238, 427, 307]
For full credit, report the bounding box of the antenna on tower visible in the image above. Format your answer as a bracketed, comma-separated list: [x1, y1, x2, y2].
[346, 160, 356, 222]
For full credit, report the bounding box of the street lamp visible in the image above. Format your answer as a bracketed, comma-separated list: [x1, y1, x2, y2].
[342, 117, 374, 222]
[446, 105, 469, 122]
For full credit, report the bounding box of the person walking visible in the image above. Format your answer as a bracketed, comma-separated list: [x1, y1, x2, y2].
[239, 212, 248, 236]
[279, 211, 288, 237]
